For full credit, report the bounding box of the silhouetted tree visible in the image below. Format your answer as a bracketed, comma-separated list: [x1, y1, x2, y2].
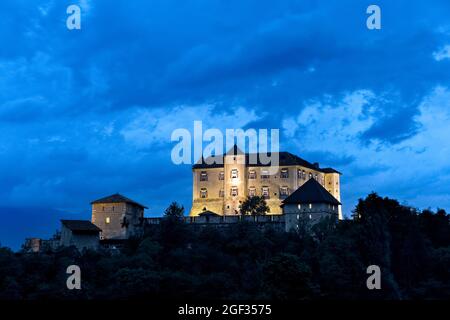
[239, 196, 270, 216]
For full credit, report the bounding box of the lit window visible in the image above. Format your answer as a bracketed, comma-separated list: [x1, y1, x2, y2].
[297, 214, 300, 219]
[261, 169, 269, 179]
[218, 172, 224, 180]
[309, 172, 313, 179]
[262, 187, 270, 199]
[309, 203, 312, 209]
[231, 186, 238, 197]
[297, 204, 301, 210]
[309, 214, 312, 219]
[314, 174, 318, 180]
[106, 217, 111, 224]
[200, 171, 208, 181]
[281, 168, 289, 178]
[200, 188, 208, 198]
[248, 170, 256, 179]
[280, 186, 289, 197]
[248, 187, 256, 197]
[231, 169, 238, 179]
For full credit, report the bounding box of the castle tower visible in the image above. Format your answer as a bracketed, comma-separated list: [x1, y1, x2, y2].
[91, 193, 147, 240]
[281, 178, 341, 232]
[223, 145, 247, 215]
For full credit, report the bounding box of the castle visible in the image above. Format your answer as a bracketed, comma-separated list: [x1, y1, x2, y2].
[190, 145, 341, 219]
[22, 146, 342, 252]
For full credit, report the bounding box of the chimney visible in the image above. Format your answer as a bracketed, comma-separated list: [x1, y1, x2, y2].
[313, 162, 320, 169]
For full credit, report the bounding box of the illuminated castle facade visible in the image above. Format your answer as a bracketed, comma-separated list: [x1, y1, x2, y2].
[190, 146, 342, 219]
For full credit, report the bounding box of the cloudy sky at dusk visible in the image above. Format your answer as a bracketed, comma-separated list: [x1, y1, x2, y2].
[1, 0, 450, 249]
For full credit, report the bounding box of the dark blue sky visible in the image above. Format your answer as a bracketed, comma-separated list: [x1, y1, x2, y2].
[1, 0, 450, 249]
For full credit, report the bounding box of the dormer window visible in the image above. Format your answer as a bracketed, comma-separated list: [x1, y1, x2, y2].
[231, 169, 238, 179]
[248, 170, 256, 179]
[218, 171, 224, 180]
[231, 186, 238, 197]
[200, 188, 208, 198]
[281, 168, 289, 178]
[200, 171, 208, 181]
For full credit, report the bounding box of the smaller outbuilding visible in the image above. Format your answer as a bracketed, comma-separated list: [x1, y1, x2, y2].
[60, 220, 102, 251]
[282, 178, 341, 231]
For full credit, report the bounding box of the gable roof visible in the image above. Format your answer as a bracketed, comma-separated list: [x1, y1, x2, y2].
[61, 220, 102, 233]
[90, 193, 148, 209]
[282, 178, 341, 206]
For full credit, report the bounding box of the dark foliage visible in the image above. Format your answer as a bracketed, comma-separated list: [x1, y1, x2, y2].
[0, 193, 449, 300]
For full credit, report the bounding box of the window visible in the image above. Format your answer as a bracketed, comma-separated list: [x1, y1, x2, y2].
[261, 169, 269, 179]
[200, 188, 208, 198]
[219, 189, 224, 197]
[231, 186, 238, 197]
[298, 169, 306, 179]
[200, 171, 208, 181]
[309, 172, 313, 180]
[314, 174, 318, 180]
[280, 186, 289, 198]
[281, 168, 289, 178]
[262, 186, 270, 199]
[218, 171, 224, 180]
[112, 206, 115, 212]
[297, 204, 302, 210]
[248, 170, 256, 179]
[231, 169, 238, 179]
[309, 203, 312, 209]
[105, 217, 111, 224]
[248, 187, 256, 197]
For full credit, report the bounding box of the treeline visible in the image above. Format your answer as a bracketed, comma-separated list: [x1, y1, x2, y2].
[0, 193, 449, 300]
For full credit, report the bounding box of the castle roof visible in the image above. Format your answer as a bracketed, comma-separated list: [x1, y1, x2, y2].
[193, 147, 341, 174]
[198, 210, 221, 217]
[61, 220, 102, 233]
[90, 193, 148, 209]
[282, 178, 341, 206]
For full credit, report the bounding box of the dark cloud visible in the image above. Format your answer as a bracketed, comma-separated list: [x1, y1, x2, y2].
[1, 0, 450, 248]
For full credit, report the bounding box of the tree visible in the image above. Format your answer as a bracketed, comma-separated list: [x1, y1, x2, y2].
[239, 196, 270, 216]
[164, 202, 185, 219]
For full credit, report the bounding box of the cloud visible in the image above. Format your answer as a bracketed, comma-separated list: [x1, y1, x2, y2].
[433, 45, 450, 61]
[120, 104, 263, 149]
[282, 87, 450, 216]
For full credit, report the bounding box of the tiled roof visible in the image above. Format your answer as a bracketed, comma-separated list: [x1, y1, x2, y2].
[90, 193, 148, 208]
[193, 147, 341, 175]
[282, 178, 341, 206]
[61, 220, 102, 233]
